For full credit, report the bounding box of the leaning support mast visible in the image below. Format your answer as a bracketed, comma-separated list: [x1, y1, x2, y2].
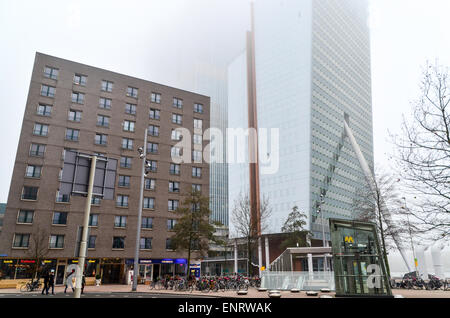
[343, 116, 412, 273]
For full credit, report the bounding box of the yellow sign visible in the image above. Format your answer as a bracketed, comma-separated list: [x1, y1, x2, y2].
[344, 236, 354, 244]
[261, 266, 265, 271]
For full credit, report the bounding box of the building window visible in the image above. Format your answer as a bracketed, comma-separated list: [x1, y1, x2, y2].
[147, 160, 157, 173]
[171, 129, 182, 141]
[125, 103, 137, 115]
[166, 238, 173, 250]
[118, 175, 131, 187]
[33, 123, 49, 136]
[88, 235, 96, 249]
[116, 195, 129, 207]
[193, 134, 202, 145]
[151, 92, 161, 103]
[194, 103, 203, 114]
[142, 217, 153, 229]
[172, 113, 182, 125]
[123, 120, 135, 132]
[126, 86, 138, 98]
[149, 108, 160, 120]
[144, 178, 156, 190]
[55, 191, 70, 203]
[143, 197, 155, 209]
[120, 156, 132, 168]
[29, 143, 46, 157]
[114, 215, 127, 228]
[173, 97, 183, 109]
[169, 181, 180, 193]
[147, 142, 158, 154]
[25, 165, 42, 178]
[148, 125, 159, 137]
[192, 167, 202, 178]
[17, 210, 34, 224]
[140, 238, 152, 250]
[97, 115, 109, 127]
[37, 104, 52, 116]
[170, 163, 180, 175]
[95, 134, 108, 145]
[194, 119, 203, 129]
[122, 138, 134, 150]
[91, 196, 101, 205]
[49, 235, 65, 249]
[68, 110, 82, 122]
[101, 80, 113, 92]
[192, 184, 201, 192]
[89, 214, 99, 226]
[112, 237, 125, 249]
[167, 219, 177, 231]
[65, 128, 80, 141]
[99, 98, 112, 109]
[171, 146, 182, 158]
[44, 66, 59, 80]
[192, 150, 202, 163]
[22, 186, 38, 200]
[52, 212, 68, 225]
[71, 92, 85, 104]
[41, 85, 56, 97]
[73, 74, 87, 86]
[13, 234, 30, 248]
[168, 199, 179, 211]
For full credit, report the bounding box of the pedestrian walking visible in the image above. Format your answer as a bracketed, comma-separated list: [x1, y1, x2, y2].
[64, 269, 76, 293]
[41, 270, 49, 295]
[81, 273, 86, 294]
[47, 269, 55, 295]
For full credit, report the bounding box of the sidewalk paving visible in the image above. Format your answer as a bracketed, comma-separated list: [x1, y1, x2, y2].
[1, 284, 448, 298]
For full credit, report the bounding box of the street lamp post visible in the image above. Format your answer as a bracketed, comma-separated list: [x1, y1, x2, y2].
[402, 197, 419, 277]
[132, 128, 148, 292]
[317, 193, 328, 272]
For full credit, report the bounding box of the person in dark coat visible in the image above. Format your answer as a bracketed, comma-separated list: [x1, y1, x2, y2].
[41, 270, 49, 295]
[46, 269, 55, 295]
[81, 273, 86, 294]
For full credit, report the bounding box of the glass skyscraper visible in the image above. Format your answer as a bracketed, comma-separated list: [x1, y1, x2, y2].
[228, 0, 374, 239]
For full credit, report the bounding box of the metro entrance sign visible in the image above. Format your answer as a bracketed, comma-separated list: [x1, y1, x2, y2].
[59, 150, 117, 199]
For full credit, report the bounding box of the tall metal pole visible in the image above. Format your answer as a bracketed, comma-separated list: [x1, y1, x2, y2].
[74, 155, 97, 298]
[403, 197, 418, 276]
[318, 194, 328, 272]
[132, 128, 147, 291]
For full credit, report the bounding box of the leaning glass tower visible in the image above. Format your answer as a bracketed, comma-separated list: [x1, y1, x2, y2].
[228, 0, 374, 239]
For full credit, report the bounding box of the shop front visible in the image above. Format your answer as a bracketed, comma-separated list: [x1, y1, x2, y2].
[100, 258, 124, 284]
[125, 258, 187, 283]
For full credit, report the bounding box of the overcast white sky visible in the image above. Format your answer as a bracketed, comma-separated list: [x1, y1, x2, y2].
[1, 0, 450, 207]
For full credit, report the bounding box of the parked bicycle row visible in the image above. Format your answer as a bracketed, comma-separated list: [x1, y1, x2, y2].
[390, 273, 450, 291]
[149, 275, 261, 293]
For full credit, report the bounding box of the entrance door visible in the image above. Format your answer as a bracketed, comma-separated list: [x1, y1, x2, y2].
[102, 264, 121, 284]
[152, 264, 160, 281]
[56, 265, 65, 285]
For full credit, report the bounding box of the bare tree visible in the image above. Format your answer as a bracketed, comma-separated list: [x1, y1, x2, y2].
[352, 169, 408, 276]
[231, 191, 272, 275]
[27, 225, 49, 279]
[392, 61, 450, 241]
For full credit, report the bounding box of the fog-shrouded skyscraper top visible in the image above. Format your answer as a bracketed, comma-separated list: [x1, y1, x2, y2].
[228, 0, 374, 239]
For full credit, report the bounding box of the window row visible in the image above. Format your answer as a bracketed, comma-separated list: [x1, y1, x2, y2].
[13, 233, 177, 250]
[15, 210, 178, 231]
[41, 66, 203, 113]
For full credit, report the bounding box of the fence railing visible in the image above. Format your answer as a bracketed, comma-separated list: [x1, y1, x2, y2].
[261, 271, 335, 291]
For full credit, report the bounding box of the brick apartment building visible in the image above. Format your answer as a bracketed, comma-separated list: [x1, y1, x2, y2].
[0, 52, 210, 284]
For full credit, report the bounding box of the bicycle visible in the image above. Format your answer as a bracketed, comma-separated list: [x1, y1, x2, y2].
[20, 279, 42, 292]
